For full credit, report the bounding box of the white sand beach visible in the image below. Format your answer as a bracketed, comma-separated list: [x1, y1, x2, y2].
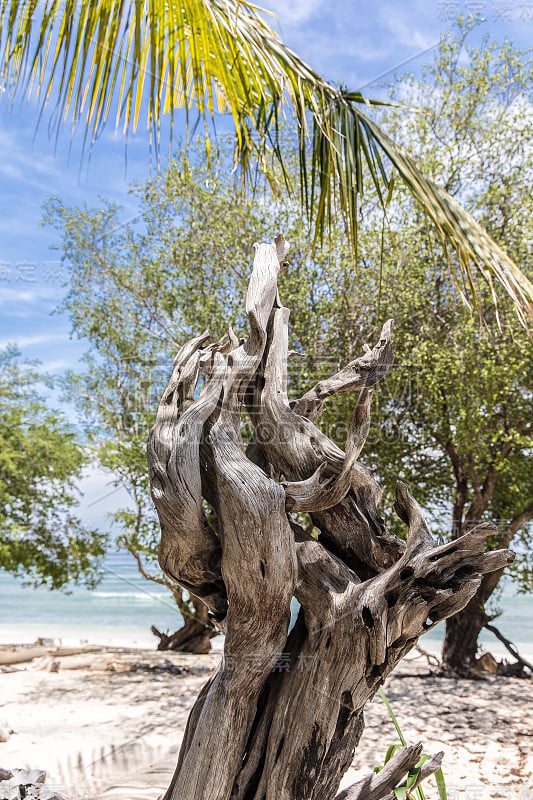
[1, 643, 532, 800]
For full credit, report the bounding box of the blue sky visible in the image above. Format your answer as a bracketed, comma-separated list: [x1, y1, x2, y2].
[1, 0, 532, 527]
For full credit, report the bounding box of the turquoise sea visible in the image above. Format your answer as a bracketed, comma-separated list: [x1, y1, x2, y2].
[0, 551, 184, 647]
[0, 551, 532, 657]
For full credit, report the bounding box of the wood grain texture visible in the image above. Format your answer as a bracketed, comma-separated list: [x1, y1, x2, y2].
[146, 237, 514, 800]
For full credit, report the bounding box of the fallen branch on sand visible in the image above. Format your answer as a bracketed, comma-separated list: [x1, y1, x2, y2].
[0, 768, 69, 800]
[483, 621, 533, 677]
[0, 644, 103, 667]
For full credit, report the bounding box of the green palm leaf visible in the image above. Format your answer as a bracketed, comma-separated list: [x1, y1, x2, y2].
[1, 0, 531, 325]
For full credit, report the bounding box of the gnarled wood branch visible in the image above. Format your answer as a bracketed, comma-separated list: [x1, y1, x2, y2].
[335, 744, 444, 800]
[147, 236, 514, 800]
[291, 319, 394, 422]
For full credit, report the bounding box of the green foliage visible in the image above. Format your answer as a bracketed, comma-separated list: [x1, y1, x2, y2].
[46, 31, 533, 607]
[1, 2, 532, 320]
[45, 143, 355, 593]
[292, 27, 533, 566]
[358, 256, 532, 542]
[0, 347, 107, 589]
[357, 29, 533, 562]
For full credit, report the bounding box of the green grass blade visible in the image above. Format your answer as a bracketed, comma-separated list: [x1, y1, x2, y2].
[435, 767, 448, 800]
[378, 687, 407, 747]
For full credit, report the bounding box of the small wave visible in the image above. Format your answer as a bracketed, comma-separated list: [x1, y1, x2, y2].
[92, 591, 165, 602]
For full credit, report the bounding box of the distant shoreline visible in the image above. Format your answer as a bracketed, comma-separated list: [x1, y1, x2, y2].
[0, 624, 160, 649]
[2, 552, 532, 665]
[1, 626, 531, 664]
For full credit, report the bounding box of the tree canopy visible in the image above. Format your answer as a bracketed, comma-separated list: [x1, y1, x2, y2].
[356, 31, 533, 554]
[0, 347, 107, 588]
[46, 32, 532, 663]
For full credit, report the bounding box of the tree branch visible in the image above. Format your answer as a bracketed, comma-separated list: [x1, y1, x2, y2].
[245, 306, 404, 578]
[465, 419, 529, 527]
[291, 319, 394, 422]
[432, 431, 468, 537]
[483, 621, 533, 674]
[502, 500, 533, 546]
[335, 743, 444, 800]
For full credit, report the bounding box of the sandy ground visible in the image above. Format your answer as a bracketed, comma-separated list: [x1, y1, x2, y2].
[0, 646, 532, 800]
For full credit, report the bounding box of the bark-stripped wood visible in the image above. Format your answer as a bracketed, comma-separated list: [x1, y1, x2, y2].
[335, 744, 443, 800]
[147, 237, 514, 800]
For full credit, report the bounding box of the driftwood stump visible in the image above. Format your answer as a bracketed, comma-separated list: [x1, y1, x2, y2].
[147, 237, 513, 800]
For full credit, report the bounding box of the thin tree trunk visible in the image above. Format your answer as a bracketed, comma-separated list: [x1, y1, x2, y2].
[147, 236, 513, 800]
[124, 542, 216, 653]
[152, 598, 217, 654]
[441, 560, 504, 673]
[442, 502, 533, 674]
[441, 590, 489, 673]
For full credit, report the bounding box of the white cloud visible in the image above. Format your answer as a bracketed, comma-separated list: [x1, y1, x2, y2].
[76, 465, 133, 530]
[260, 0, 324, 28]
[0, 286, 63, 306]
[377, 3, 437, 51]
[251, 0, 445, 92]
[38, 358, 74, 372]
[0, 122, 64, 192]
[0, 332, 69, 349]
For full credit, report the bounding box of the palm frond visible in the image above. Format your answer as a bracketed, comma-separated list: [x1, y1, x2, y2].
[1, 0, 531, 325]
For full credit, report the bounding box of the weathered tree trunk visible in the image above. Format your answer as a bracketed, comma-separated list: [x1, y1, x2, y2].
[441, 590, 489, 673]
[152, 597, 217, 654]
[441, 457, 533, 676]
[441, 517, 524, 674]
[147, 237, 514, 800]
